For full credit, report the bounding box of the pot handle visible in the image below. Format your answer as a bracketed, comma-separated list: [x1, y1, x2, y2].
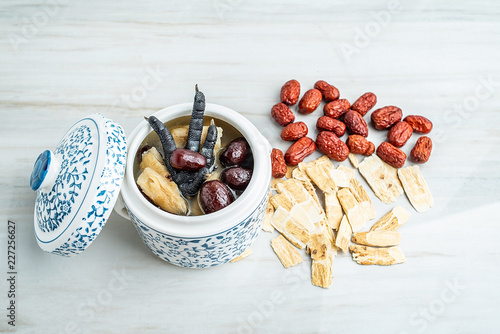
[114, 193, 131, 221]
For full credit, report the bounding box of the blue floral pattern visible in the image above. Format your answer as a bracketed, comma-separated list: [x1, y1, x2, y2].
[33, 117, 127, 257]
[35, 124, 94, 233]
[51, 120, 127, 256]
[128, 189, 270, 268]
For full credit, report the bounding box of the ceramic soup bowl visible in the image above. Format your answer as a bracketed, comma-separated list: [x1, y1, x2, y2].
[117, 103, 272, 268]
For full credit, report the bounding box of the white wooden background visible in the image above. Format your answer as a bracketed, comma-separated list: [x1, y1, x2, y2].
[1, 0, 499, 333]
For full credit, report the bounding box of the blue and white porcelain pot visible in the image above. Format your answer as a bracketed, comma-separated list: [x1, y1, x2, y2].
[31, 105, 272, 268]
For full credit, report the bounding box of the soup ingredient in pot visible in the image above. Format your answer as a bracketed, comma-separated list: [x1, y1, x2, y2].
[221, 166, 253, 191]
[145, 86, 219, 198]
[170, 148, 207, 171]
[140, 147, 170, 177]
[199, 180, 235, 214]
[170, 124, 223, 153]
[136, 167, 188, 215]
[145, 115, 177, 176]
[219, 137, 250, 167]
[185, 84, 206, 152]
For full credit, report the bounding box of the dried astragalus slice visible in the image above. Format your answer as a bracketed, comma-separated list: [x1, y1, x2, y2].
[332, 165, 355, 188]
[286, 165, 297, 179]
[136, 167, 188, 215]
[325, 191, 343, 231]
[270, 193, 295, 211]
[348, 152, 359, 168]
[398, 165, 434, 212]
[298, 200, 325, 227]
[349, 245, 406, 266]
[358, 155, 403, 204]
[139, 147, 169, 177]
[307, 224, 335, 260]
[292, 169, 322, 212]
[351, 231, 401, 247]
[278, 177, 327, 225]
[271, 206, 311, 249]
[170, 125, 223, 153]
[349, 178, 376, 220]
[335, 215, 352, 253]
[276, 179, 312, 204]
[261, 196, 275, 233]
[270, 178, 284, 190]
[311, 252, 334, 288]
[370, 205, 411, 232]
[271, 235, 304, 268]
[337, 188, 371, 233]
[289, 203, 317, 233]
[301, 156, 337, 193]
[230, 248, 252, 263]
[308, 224, 336, 289]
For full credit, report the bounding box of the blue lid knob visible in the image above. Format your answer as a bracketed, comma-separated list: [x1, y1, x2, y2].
[30, 150, 51, 191]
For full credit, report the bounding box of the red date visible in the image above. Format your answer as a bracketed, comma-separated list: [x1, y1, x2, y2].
[170, 148, 207, 171]
[221, 167, 253, 191]
[220, 137, 250, 167]
[200, 180, 235, 214]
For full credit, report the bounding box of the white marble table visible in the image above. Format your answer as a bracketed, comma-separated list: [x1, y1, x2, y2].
[1, 0, 499, 333]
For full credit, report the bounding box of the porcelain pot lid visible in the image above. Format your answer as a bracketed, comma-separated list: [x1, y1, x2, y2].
[30, 113, 127, 256]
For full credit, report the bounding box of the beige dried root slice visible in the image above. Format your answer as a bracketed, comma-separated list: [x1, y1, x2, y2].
[139, 147, 169, 177]
[261, 196, 275, 233]
[271, 206, 310, 249]
[298, 155, 329, 171]
[136, 167, 188, 215]
[370, 205, 411, 232]
[348, 153, 359, 168]
[307, 225, 334, 261]
[230, 248, 252, 263]
[289, 203, 317, 233]
[308, 223, 336, 289]
[286, 166, 297, 179]
[349, 178, 376, 220]
[352, 231, 401, 247]
[335, 215, 352, 253]
[332, 165, 355, 188]
[337, 188, 370, 233]
[349, 245, 406, 266]
[170, 125, 223, 153]
[382, 159, 403, 188]
[398, 165, 434, 213]
[325, 191, 343, 231]
[311, 253, 334, 289]
[270, 178, 284, 190]
[276, 178, 312, 204]
[301, 156, 337, 193]
[279, 175, 328, 230]
[271, 235, 303, 268]
[358, 155, 403, 204]
[292, 169, 322, 212]
[270, 193, 295, 211]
